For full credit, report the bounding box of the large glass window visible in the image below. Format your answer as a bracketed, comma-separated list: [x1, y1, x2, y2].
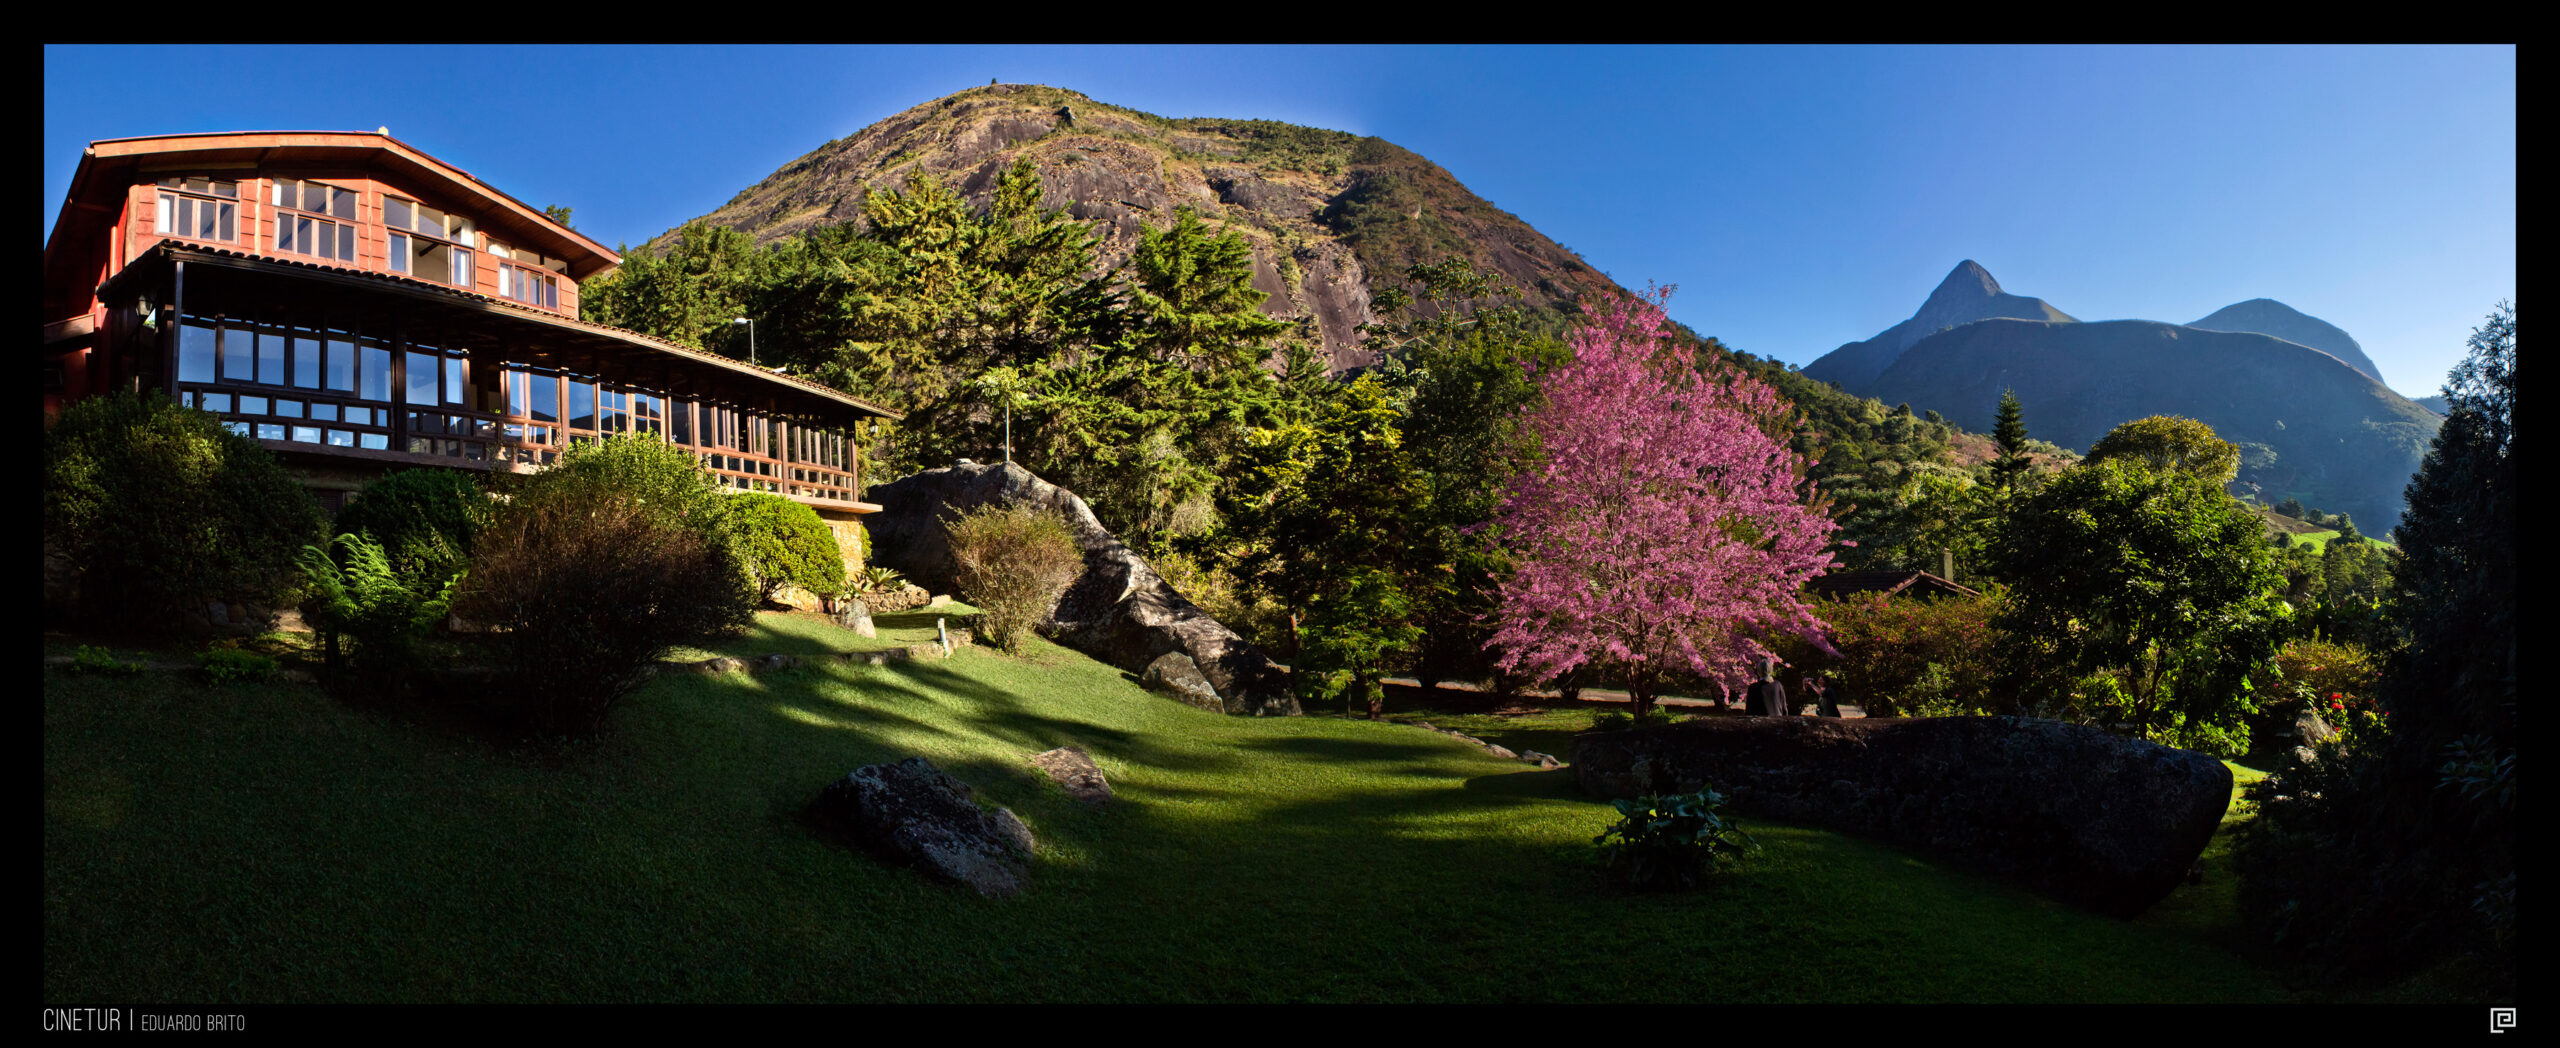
[155, 177, 238, 244]
[406, 351, 439, 407]
[221, 324, 253, 382]
[257, 328, 287, 385]
[291, 329, 320, 389]
[178, 320, 218, 382]
[358, 338, 391, 402]
[528, 372, 558, 424]
[567, 379, 595, 430]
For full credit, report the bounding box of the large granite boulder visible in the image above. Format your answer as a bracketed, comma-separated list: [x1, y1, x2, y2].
[1570, 716, 2232, 918]
[807, 757, 1035, 897]
[867, 460, 1298, 715]
[1142, 653, 1224, 713]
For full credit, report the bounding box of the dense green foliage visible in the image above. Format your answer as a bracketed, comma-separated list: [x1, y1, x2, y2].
[43, 391, 326, 634]
[583, 160, 1303, 552]
[2239, 303, 2515, 982]
[1774, 590, 2006, 718]
[943, 503, 1084, 651]
[712, 492, 849, 602]
[67, 645, 143, 677]
[196, 647, 280, 686]
[2084, 414, 2243, 482]
[1593, 788, 1758, 891]
[297, 532, 453, 682]
[453, 436, 755, 735]
[332, 468, 492, 595]
[1990, 440, 2287, 756]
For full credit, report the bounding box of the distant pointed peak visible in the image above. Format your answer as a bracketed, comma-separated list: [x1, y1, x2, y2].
[1929, 260, 2003, 302]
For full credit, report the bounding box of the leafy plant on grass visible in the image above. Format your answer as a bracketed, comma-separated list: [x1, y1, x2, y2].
[197, 647, 279, 685]
[297, 532, 453, 683]
[68, 645, 143, 677]
[333, 468, 492, 596]
[1588, 708, 1680, 732]
[1594, 787, 1757, 891]
[454, 436, 755, 736]
[711, 492, 848, 604]
[944, 502, 1083, 652]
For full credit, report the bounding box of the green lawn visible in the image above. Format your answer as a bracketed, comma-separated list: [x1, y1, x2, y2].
[47, 612, 2305, 1003]
[2284, 529, 2397, 554]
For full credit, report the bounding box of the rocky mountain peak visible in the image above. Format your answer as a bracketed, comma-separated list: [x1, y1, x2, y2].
[1928, 259, 2004, 303]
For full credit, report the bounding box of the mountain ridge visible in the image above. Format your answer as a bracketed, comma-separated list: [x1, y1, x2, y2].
[1801, 260, 2078, 391]
[646, 84, 1632, 371]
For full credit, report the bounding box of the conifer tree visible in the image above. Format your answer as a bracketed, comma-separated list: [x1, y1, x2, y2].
[1990, 388, 2031, 492]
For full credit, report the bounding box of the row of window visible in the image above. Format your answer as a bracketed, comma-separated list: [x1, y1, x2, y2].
[151, 174, 549, 302]
[178, 314, 862, 484]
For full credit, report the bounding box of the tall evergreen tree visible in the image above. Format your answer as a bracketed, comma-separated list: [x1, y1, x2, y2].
[1990, 388, 2031, 492]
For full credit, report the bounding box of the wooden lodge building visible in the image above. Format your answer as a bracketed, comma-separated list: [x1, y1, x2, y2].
[41, 131, 898, 567]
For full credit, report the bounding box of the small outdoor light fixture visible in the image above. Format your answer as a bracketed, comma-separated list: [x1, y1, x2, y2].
[731, 316, 756, 365]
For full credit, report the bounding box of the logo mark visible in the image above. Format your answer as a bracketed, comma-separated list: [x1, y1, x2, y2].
[2490, 1008, 2517, 1033]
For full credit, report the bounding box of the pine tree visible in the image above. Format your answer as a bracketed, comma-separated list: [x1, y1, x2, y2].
[1990, 388, 2031, 492]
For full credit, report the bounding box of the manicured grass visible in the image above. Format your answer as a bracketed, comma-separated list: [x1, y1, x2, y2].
[2284, 529, 2396, 554]
[48, 614, 2301, 1002]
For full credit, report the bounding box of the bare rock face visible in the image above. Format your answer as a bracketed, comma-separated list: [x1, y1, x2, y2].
[1570, 716, 2232, 918]
[808, 757, 1035, 897]
[868, 461, 1297, 716]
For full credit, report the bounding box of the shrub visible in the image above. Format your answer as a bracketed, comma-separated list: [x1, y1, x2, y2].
[1593, 788, 1757, 890]
[1589, 707, 1680, 733]
[44, 391, 325, 633]
[855, 566, 906, 593]
[333, 468, 492, 594]
[198, 647, 280, 685]
[710, 492, 847, 603]
[454, 436, 753, 735]
[1773, 589, 2005, 717]
[298, 532, 453, 682]
[68, 645, 143, 677]
[944, 502, 1084, 651]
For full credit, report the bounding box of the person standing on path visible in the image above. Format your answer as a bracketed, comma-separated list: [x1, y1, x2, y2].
[1810, 673, 1842, 718]
[1747, 658, 1791, 717]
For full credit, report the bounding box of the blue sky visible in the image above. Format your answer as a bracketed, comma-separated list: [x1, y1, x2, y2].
[45, 45, 2514, 399]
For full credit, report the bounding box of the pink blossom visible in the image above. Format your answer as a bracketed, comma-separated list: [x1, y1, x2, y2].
[1484, 290, 1838, 708]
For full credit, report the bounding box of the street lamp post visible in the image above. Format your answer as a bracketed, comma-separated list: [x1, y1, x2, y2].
[732, 316, 756, 366]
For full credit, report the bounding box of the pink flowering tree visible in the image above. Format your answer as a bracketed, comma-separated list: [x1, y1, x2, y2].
[1485, 291, 1840, 717]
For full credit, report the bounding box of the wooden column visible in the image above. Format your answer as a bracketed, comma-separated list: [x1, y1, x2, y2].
[163, 260, 185, 399]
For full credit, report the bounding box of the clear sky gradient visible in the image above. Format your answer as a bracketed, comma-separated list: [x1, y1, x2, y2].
[45, 45, 2515, 400]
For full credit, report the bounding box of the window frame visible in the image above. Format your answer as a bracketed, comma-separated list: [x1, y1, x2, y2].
[153, 176, 240, 245]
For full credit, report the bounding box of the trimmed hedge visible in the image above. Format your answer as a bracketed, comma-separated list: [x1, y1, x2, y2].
[712, 492, 847, 602]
